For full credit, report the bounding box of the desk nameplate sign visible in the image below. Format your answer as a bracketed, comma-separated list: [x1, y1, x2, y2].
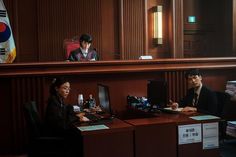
[178, 123, 202, 145]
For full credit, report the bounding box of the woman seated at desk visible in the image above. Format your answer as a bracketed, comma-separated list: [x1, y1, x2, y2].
[44, 77, 79, 136]
[44, 77, 102, 134]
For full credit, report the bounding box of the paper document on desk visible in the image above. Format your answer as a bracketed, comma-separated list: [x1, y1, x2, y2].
[77, 124, 109, 131]
[190, 115, 220, 121]
[227, 121, 236, 126]
[202, 122, 219, 149]
[163, 107, 183, 112]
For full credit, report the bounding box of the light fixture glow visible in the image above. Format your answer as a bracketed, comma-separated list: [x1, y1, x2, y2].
[153, 5, 163, 45]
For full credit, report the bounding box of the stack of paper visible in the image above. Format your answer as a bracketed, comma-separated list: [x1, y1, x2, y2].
[225, 81, 236, 101]
[226, 121, 236, 137]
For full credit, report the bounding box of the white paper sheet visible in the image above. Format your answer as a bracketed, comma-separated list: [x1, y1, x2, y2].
[202, 122, 219, 149]
[178, 123, 202, 145]
[77, 124, 109, 131]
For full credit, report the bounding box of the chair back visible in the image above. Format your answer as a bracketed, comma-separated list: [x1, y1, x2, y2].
[215, 91, 231, 117]
[63, 38, 80, 59]
[24, 101, 69, 157]
[24, 101, 42, 138]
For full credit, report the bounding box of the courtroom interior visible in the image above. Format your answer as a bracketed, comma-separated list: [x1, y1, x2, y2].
[1, 0, 236, 157]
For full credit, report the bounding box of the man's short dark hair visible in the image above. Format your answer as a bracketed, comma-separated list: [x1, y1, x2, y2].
[79, 33, 93, 43]
[185, 69, 201, 78]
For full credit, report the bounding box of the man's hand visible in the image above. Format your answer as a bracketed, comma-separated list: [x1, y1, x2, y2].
[181, 106, 197, 112]
[168, 100, 179, 110]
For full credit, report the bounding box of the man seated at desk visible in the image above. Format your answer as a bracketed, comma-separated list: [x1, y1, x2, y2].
[169, 69, 218, 115]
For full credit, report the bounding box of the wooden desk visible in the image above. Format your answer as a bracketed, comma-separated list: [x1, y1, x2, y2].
[125, 112, 220, 157]
[175, 113, 220, 157]
[74, 118, 134, 157]
[125, 115, 177, 157]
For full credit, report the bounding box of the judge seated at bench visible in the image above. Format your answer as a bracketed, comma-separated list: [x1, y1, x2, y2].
[67, 33, 99, 61]
[169, 69, 218, 115]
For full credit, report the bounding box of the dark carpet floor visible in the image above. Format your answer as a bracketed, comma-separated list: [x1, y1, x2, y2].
[220, 138, 236, 157]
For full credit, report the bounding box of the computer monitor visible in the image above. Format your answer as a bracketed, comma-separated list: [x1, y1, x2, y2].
[147, 80, 167, 108]
[97, 84, 112, 114]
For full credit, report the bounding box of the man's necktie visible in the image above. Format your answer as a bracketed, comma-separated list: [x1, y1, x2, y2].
[193, 93, 198, 106]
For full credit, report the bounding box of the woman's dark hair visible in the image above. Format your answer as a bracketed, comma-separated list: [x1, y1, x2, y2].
[49, 77, 69, 95]
[185, 69, 202, 78]
[79, 33, 92, 45]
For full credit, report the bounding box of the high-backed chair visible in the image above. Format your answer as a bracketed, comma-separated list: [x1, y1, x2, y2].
[24, 101, 66, 157]
[214, 92, 231, 141]
[63, 38, 80, 59]
[215, 91, 231, 118]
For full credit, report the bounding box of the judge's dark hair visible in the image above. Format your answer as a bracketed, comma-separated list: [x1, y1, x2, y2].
[185, 69, 202, 78]
[49, 77, 69, 95]
[79, 33, 93, 45]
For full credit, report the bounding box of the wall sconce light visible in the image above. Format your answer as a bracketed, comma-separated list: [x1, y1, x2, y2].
[153, 5, 163, 45]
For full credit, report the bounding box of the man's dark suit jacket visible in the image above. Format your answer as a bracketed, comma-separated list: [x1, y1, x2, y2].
[179, 85, 218, 115]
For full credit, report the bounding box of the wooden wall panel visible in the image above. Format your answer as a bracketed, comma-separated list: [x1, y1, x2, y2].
[0, 78, 12, 153]
[16, 0, 38, 62]
[37, 0, 102, 61]
[171, 0, 184, 58]
[233, 0, 236, 53]
[165, 70, 187, 102]
[183, 0, 233, 57]
[10, 77, 46, 153]
[101, 0, 119, 60]
[121, 0, 145, 59]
